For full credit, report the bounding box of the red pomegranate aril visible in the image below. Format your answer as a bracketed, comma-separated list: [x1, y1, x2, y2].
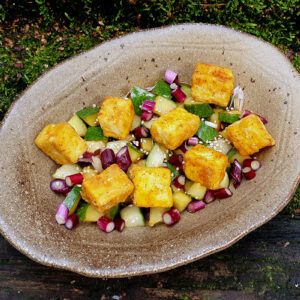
[173, 175, 186, 189]
[169, 154, 183, 165]
[164, 69, 178, 84]
[177, 163, 184, 174]
[55, 203, 69, 225]
[204, 190, 216, 204]
[141, 111, 153, 121]
[214, 188, 233, 199]
[97, 216, 115, 233]
[187, 200, 206, 213]
[243, 159, 261, 171]
[243, 167, 256, 180]
[134, 126, 149, 139]
[188, 137, 199, 146]
[65, 214, 79, 230]
[116, 146, 132, 172]
[140, 100, 155, 112]
[114, 218, 125, 232]
[163, 208, 181, 226]
[230, 159, 242, 184]
[50, 179, 71, 194]
[241, 110, 268, 124]
[65, 173, 83, 187]
[100, 148, 116, 169]
[172, 87, 186, 103]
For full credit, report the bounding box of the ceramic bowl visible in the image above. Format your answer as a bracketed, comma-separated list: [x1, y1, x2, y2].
[0, 24, 299, 277]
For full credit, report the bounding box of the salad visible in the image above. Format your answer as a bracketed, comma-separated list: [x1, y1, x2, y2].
[35, 62, 275, 233]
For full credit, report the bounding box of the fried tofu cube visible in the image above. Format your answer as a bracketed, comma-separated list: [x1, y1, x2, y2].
[35, 122, 87, 164]
[81, 164, 134, 213]
[150, 107, 200, 150]
[98, 97, 135, 140]
[184, 145, 229, 190]
[132, 166, 173, 208]
[226, 114, 275, 156]
[191, 63, 234, 107]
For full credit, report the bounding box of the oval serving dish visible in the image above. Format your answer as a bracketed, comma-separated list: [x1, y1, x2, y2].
[0, 24, 299, 278]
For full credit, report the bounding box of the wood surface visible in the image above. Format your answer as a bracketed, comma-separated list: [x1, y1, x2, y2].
[0, 214, 299, 300]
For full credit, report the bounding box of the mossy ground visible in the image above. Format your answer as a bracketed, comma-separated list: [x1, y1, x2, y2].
[0, 1, 299, 211]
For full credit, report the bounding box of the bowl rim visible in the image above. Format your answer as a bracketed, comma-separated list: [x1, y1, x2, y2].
[0, 23, 299, 278]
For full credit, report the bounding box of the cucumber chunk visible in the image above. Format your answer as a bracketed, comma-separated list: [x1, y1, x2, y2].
[127, 143, 145, 162]
[104, 204, 119, 220]
[63, 185, 81, 215]
[130, 87, 156, 115]
[154, 96, 177, 116]
[184, 103, 214, 118]
[85, 127, 108, 141]
[120, 205, 145, 227]
[152, 79, 172, 99]
[106, 140, 127, 154]
[149, 207, 169, 227]
[219, 112, 240, 123]
[86, 141, 106, 153]
[140, 138, 153, 152]
[197, 121, 219, 142]
[186, 183, 207, 200]
[77, 202, 103, 222]
[68, 114, 87, 137]
[207, 138, 232, 154]
[131, 115, 141, 131]
[180, 84, 192, 97]
[76, 107, 100, 119]
[173, 191, 192, 212]
[53, 164, 82, 179]
[146, 144, 165, 167]
[219, 172, 229, 189]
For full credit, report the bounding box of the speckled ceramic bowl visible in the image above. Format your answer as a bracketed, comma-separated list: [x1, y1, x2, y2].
[0, 24, 299, 278]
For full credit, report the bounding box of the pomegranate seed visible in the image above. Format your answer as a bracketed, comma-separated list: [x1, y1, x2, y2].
[97, 216, 115, 233]
[116, 146, 132, 172]
[134, 127, 149, 139]
[114, 218, 125, 232]
[173, 175, 186, 189]
[163, 208, 181, 226]
[169, 154, 183, 165]
[100, 148, 116, 169]
[65, 173, 84, 187]
[65, 214, 79, 230]
[230, 159, 242, 184]
[243, 167, 256, 180]
[187, 200, 206, 213]
[177, 163, 184, 174]
[214, 188, 233, 199]
[204, 190, 216, 204]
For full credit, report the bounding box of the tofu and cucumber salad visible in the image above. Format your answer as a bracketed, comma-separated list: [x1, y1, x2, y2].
[35, 62, 275, 233]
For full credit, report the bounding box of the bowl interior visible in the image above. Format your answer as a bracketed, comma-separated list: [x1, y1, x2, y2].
[0, 24, 299, 277]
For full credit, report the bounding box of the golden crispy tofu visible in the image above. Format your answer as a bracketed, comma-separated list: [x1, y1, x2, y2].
[150, 107, 200, 150]
[81, 164, 134, 213]
[98, 97, 135, 140]
[191, 63, 234, 107]
[35, 122, 87, 164]
[184, 145, 229, 190]
[226, 114, 275, 156]
[132, 166, 173, 208]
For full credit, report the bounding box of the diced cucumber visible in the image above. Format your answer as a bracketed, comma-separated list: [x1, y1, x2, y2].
[120, 205, 145, 227]
[152, 79, 172, 99]
[208, 110, 222, 132]
[184, 103, 214, 118]
[219, 112, 240, 123]
[227, 148, 238, 161]
[106, 140, 127, 154]
[228, 150, 251, 164]
[220, 128, 229, 140]
[104, 204, 119, 220]
[143, 116, 158, 129]
[180, 84, 192, 97]
[77, 202, 103, 222]
[82, 166, 99, 180]
[131, 115, 141, 131]
[86, 140, 106, 153]
[140, 138, 153, 152]
[219, 172, 229, 189]
[184, 96, 196, 105]
[166, 162, 179, 181]
[63, 185, 81, 215]
[85, 127, 108, 142]
[125, 134, 136, 143]
[68, 114, 87, 137]
[184, 180, 194, 192]
[173, 191, 192, 212]
[76, 107, 100, 127]
[186, 183, 207, 200]
[153, 96, 177, 116]
[171, 184, 182, 193]
[127, 143, 145, 162]
[197, 121, 219, 142]
[207, 138, 232, 154]
[130, 87, 156, 115]
[53, 164, 82, 179]
[149, 207, 169, 227]
[146, 144, 165, 167]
